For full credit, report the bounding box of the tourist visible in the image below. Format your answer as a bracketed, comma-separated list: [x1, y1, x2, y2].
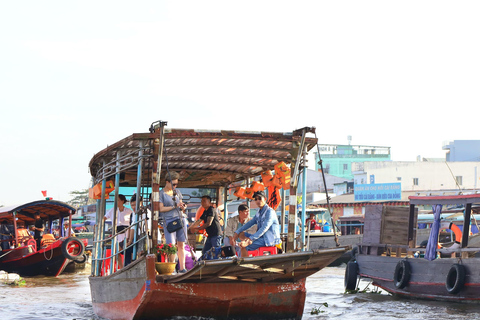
[104, 194, 132, 268]
[190, 195, 223, 258]
[125, 193, 151, 266]
[306, 213, 317, 231]
[224, 204, 256, 248]
[33, 212, 44, 249]
[233, 191, 281, 257]
[159, 171, 188, 273]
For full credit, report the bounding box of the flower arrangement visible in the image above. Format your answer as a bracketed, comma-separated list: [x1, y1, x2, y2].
[156, 243, 178, 256]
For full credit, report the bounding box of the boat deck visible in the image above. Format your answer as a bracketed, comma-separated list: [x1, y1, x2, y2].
[156, 247, 348, 284]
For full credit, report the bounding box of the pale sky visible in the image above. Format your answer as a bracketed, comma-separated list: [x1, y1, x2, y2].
[1, 1, 479, 206]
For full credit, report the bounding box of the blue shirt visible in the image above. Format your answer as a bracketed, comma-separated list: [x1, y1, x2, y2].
[235, 204, 281, 247]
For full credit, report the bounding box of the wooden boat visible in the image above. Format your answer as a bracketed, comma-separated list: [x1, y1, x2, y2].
[346, 193, 480, 302]
[0, 200, 86, 277]
[88, 122, 349, 320]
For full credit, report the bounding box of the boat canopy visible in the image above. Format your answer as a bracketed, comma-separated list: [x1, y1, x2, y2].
[88, 127, 318, 188]
[0, 200, 76, 224]
[409, 193, 480, 206]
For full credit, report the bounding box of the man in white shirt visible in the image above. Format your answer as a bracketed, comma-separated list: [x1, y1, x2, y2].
[225, 204, 257, 247]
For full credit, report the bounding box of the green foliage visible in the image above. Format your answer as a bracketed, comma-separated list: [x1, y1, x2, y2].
[8, 278, 26, 286]
[345, 283, 382, 295]
[310, 302, 328, 315]
[156, 243, 178, 256]
[67, 189, 93, 207]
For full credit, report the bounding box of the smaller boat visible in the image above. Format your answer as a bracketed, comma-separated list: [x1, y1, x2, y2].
[0, 200, 85, 277]
[346, 193, 480, 302]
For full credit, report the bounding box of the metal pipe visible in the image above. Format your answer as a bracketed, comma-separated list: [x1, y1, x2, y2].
[110, 152, 121, 273]
[95, 175, 107, 276]
[133, 140, 144, 259]
[281, 188, 286, 235]
[301, 144, 307, 251]
[223, 184, 228, 244]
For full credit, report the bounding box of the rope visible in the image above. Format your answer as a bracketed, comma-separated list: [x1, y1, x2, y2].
[445, 161, 463, 194]
[43, 242, 54, 261]
[0, 250, 13, 259]
[314, 132, 340, 247]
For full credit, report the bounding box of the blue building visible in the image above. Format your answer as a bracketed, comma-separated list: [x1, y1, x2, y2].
[443, 140, 480, 161]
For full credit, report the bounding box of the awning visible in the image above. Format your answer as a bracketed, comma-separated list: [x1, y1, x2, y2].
[89, 127, 317, 188]
[0, 200, 76, 224]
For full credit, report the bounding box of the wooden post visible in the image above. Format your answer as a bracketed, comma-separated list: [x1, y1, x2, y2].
[151, 121, 166, 247]
[13, 211, 18, 248]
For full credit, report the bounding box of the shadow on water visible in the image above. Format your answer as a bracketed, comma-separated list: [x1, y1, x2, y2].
[0, 266, 106, 320]
[303, 265, 480, 320]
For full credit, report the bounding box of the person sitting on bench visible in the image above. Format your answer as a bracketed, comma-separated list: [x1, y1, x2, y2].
[233, 191, 281, 258]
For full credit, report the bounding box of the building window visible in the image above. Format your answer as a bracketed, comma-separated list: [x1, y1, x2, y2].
[325, 164, 330, 174]
[456, 176, 463, 185]
[397, 177, 402, 181]
[343, 164, 348, 171]
[413, 178, 419, 186]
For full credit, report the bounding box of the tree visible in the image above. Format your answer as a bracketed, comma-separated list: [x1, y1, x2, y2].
[67, 189, 94, 208]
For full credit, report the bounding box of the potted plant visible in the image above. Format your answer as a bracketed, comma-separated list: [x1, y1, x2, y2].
[155, 243, 177, 275]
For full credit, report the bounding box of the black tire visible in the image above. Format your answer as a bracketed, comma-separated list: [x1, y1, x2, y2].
[394, 260, 411, 289]
[446, 264, 466, 294]
[61, 237, 85, 260]
[345, 261, 358, 290]
[74, 253, 87, 264]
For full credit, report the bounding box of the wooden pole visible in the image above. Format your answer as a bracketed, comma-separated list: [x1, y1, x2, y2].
[151, 121, 167, 247]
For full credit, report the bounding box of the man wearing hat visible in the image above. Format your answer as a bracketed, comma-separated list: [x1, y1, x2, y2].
[233, 191, 281, 257]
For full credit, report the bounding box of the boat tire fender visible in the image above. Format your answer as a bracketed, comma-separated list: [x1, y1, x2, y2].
[394, 260, 411, 289]
[61, 237, 85, 260]
[74, 253, 87, 264]
[446, 264, 466, 294]
[26, 238, 37, 252]
[344, 261, 359, 290]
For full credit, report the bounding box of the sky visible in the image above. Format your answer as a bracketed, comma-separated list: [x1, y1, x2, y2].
[1, 1, 479, 206]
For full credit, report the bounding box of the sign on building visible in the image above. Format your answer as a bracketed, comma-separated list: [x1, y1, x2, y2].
[354, 183, 401, 201]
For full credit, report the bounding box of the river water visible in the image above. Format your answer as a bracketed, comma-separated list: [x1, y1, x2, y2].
[2, 264, 480, 320]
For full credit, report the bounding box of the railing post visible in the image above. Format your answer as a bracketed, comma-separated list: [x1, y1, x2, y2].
[110, 152, 121, 274]
[301, 145, 307, 251]
[95, 175, 107, 276]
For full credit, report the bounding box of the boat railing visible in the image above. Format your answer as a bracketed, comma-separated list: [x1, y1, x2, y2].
[359, 242, 480, 259]
[92, 217, 148, 276]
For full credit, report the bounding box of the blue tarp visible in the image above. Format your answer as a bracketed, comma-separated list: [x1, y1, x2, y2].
[425, 204, 442, 261]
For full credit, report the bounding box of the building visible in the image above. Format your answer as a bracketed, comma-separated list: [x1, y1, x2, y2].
[352, 161, 480, 191]
[313, 161, 480, 227]
[315, 143, 391, 180]
[443, 140, 480, 162]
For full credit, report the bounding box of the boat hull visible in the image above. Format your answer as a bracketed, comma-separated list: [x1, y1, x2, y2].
[357, 254, 480, 302]
[90, 257, 305, 320]
[0, 242, 69, 277]
[90, 249, 347, 320]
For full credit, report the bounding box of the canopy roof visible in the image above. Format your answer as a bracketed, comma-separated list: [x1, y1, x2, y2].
[89, 127, 317, 188]
[0, 200, 76, 224]
[409, 193, 480, 206]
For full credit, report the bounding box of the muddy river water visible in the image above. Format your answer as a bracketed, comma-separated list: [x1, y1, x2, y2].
[2, 265, 480, 320]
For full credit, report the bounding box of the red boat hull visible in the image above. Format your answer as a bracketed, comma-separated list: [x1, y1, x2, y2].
[90, 255, 307, 320]
[0, 241, 69, 277]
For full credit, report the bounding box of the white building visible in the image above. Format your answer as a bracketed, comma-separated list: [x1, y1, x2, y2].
[352, 161, 480, 191]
